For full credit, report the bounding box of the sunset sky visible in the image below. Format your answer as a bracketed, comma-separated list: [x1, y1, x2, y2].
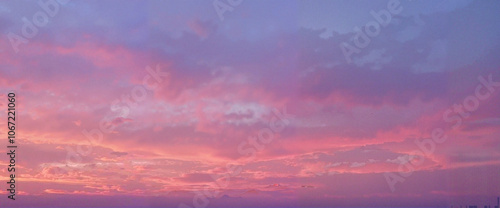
[1, 0, 500, 207]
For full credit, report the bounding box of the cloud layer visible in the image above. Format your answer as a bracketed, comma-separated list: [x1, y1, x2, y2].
[0, 0, 499, 207]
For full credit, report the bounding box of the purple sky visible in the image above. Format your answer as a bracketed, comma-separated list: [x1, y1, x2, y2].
[0, 0, 499, 207]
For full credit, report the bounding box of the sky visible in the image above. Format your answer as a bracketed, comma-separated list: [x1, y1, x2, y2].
[0, 0, 500, 207]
